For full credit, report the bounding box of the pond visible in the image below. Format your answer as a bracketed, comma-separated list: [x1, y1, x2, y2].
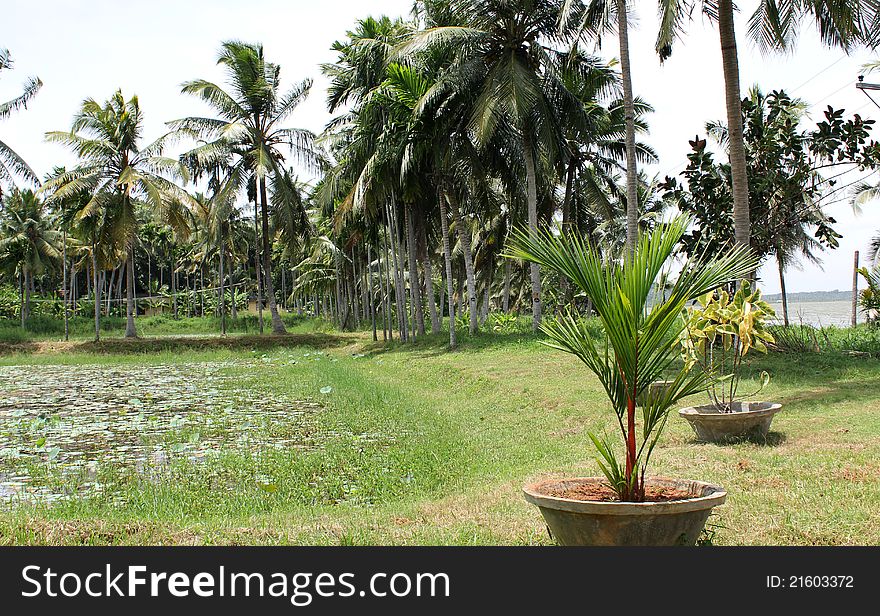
[0, 361, 324, 505]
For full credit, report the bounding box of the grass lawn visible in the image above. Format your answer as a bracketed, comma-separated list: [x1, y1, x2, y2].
[0, 318, 878, 545]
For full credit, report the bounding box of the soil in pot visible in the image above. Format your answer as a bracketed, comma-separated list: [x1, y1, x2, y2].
[542, 482, 693, 503]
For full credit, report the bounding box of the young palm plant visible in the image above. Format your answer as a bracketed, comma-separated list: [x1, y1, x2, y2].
[505, 216, 758, 501]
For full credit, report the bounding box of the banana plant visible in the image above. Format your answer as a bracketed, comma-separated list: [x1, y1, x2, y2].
[505, 216, 758, 502]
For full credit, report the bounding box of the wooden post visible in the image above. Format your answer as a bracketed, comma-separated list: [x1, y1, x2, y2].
[852, 250, 860, 328]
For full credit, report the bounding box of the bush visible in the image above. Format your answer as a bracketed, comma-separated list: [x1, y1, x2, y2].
[768, 324, 825, 354]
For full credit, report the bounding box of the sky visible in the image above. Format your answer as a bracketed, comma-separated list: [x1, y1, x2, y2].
[1, 0, 878, 294]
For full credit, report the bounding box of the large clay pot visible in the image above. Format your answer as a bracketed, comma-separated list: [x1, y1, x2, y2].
[679, 401, 782, 443]
[523, 477, 726, 546]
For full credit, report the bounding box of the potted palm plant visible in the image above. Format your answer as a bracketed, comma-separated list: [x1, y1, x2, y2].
[505, 217, 758, 546]
[678, 281, 781, 442]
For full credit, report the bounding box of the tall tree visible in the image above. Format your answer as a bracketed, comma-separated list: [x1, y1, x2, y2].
[172, 41, 320, 334]
[0, 189, 60, 325]
[44, 90, 192, 337]
[656, 0, 877, 254]
[562, 1, 642, 254]
[406, 0, 592, 330]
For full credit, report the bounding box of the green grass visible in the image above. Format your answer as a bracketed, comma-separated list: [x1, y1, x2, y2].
[0, 318, 878, 545]
[0, 313, 334, 343]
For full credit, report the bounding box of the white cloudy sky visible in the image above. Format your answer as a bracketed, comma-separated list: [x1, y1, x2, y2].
[1, 0, 878, 294]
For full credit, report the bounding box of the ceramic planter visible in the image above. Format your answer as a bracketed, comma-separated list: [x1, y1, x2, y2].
[679, 401, 782, 442]
[523, 477, 726, 546]
[636, 380, 676, 407]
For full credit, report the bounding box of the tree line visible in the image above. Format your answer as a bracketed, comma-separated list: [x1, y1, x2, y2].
[1, 1, 879, 345]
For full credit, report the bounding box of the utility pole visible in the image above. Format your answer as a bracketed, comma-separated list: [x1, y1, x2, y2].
[852, 250, 860, 328]
[856, 76, 880, 110]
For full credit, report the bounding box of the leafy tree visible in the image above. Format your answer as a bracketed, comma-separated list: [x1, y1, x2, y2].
[404, 0, 593, 331]
[661, 89, 880, 305]
[656, 0, 878, 255]
[562, 0, 643, 254]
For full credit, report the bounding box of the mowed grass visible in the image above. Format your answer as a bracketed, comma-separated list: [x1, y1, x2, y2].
[0, 320, 878, 545]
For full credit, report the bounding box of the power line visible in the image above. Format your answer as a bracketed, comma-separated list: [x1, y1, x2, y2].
[790, 55, 848, 94]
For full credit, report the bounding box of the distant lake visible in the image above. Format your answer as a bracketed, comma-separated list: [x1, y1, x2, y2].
[765, 299, 865, 327]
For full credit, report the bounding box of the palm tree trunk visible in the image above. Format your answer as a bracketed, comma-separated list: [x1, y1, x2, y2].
[253, 195, 264, 334]
[719, 0, 750, 250]
[72, 264, 78, 318]
[503, 258, 511, 313]
[125, 248, 137, 338]
[16, 272, 21, 328]
[106, 267, 115, 317]
[380, 229, 393, 342]
[448, 192, 478, 334]
[92, 247, 100, 342]
[61, 224, 68, 340]
[231, 265, 238, 320]
[419, 220, 440, 334]
[617, 0, 640, 256]
[438, 267, 445, 320]
[386, 199, 408, 341]
[404, 202, 426, 337]
[351, 249, 361, 329]
[21, 271, 29, 327]
[219, 227, 227, 336]
[199, 267, 205, 317]
[559, 158, 576, 307]
[438, 185, 457, 348]
[777, 254, 789, 327]
[172, 265, 178, 319]
[281, 266, 287, 312]
[367, 243, 378, 341]
[259, 174, 287, 334]
[523, 134, 542, 331]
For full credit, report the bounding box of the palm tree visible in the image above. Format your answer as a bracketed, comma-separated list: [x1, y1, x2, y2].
[560, 1, 642, 255]
[0, 188, 60, 326]
[171, 41, 320, 335]
[656, 0, 876, 253]
[44, 90, 192, 338]
[42, 166, 86, 340]
[506, 215, 758, 500]
[0, 48, 42, 193]
[404, 0, 592, 331]
[319, 17, 427, 340]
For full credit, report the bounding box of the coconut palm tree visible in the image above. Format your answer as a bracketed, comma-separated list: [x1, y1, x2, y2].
[560, 1, 642, 255]
[0, 188, 60, 326]
[44, 90, 193, 337]
[171, 41, 320, 335]
[404, 0, 592, 331]
[656, 0, 877, 253]
[0, 48, 42, 193]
